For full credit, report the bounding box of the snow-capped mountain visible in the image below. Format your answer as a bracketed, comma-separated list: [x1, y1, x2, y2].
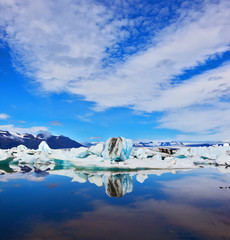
[133, 141, 184, 147]
[0, 130, 83, 149]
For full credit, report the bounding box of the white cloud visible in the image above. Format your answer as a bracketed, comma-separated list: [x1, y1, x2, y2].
[0, 113, 10, 120]
[0, 0, 127, 91]
[90, 136, 102, 140]
[0, 172, 45, 182]
[0, 124, 48, 134]
[1, 0, 229, 107]
[76, 113, 93, 123]
[159, 106, 230, 141]
[156, 63, 230, 140]
[65, 0, 230, 112]
[1, 0, 230, 140]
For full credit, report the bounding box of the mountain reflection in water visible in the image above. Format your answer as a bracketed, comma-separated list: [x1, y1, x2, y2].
[1, 159, 230, 239]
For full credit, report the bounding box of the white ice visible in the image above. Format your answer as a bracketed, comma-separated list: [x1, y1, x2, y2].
[136, 174, 148, 183]
[89, 143, 104, 156]
[1, 137, 230, 171]
[38, 141, 52, 153]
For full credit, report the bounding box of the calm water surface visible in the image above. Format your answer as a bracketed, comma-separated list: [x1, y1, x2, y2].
[1, 162, 230, 240]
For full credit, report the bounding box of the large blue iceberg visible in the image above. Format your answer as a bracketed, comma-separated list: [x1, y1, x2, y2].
[102, 137, 133, 161]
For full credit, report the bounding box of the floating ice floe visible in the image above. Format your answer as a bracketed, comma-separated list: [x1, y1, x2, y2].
[176, 145, 230, 160]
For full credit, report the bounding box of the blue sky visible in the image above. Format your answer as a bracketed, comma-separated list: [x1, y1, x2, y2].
[0, 0, 230, 142]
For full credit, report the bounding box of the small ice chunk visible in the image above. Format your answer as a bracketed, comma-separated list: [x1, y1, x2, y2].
[0, 149, 11, 161]
[17, 145, 27, 150]
[89, 143, 104, 156]
[17, 153, 36, 163]
[102, 137, 132, 161]
[134, 148, 146, 159]
[134, 148, 156, 159]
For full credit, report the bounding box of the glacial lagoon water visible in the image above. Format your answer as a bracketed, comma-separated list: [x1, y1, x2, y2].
[1, 162, 230, 239]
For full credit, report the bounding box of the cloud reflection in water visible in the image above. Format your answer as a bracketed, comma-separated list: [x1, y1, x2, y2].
[1, 161, 230, 239]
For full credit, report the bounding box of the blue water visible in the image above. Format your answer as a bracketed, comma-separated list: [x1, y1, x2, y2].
[1, 163, 230, 239]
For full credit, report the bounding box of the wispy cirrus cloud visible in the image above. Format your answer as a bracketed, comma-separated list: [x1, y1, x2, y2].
[0, 0, 230, 140]
[49, 120, 63, 126]
[90, 136, 102, 140]
[76, 113, 93, 123]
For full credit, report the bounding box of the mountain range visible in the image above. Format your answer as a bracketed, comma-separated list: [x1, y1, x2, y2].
[1, 130, 222, 150]
[133, 141, 184, 148]
[0, 130, 83, 149]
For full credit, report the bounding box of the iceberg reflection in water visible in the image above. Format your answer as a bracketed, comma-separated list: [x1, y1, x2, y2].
[0, 159, 146, 197]
[2, 158, 230, 239]
[1, 157, 230, 198]
[104, 174, 133, 198]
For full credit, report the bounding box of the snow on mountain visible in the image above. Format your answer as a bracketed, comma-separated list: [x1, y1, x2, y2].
[0, 130, 83, 149]
[133, 140, 184, 147]
[82, 140, 185, 148]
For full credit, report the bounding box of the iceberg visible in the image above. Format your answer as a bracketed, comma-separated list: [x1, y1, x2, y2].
[134, 148, 147, 159]
[89, 143, 104, 156]
[70, 147, 89, 158]
[102, 137, 132, 161]
[38, 141, 52, 153]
